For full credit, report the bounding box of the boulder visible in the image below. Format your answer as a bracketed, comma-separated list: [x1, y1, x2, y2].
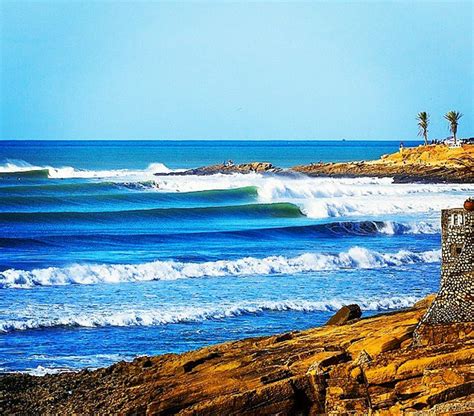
[325, 304, 362, 326]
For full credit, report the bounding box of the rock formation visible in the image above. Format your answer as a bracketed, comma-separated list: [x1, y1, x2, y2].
[325, 304, 361, 326]
[1, 298, 472, 415]
[292, 144, 474, 183]
[160, 144, 474, 183]
[164, 162, 281, 176]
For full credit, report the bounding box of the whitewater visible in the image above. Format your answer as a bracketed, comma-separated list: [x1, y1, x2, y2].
[0, 247, 441, 288]
[1, 141, 472, 374]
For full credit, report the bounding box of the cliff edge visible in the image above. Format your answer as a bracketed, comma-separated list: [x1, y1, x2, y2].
[1, 296, 472, 415]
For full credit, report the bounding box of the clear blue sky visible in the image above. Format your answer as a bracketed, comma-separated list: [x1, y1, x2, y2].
[1, 0, 472, 140]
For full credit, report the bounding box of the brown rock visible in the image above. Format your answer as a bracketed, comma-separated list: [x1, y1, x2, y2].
[166, 161, 280, 176]
[396, 348, 474, 379]
[0, 296, 472, 415]
[325, 304, 362, 326]
[291, 144, 474, 183]
[365, 363, 399, 385]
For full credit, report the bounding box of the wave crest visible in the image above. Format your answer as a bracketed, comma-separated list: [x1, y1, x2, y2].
[0, 247, 440, 289]
[0, 160, 173, 179]
[0, 296, 422, 333]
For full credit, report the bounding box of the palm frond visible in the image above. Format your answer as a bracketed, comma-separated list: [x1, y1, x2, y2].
[416, 112, 429, 143]
[444, 111, 463, 142]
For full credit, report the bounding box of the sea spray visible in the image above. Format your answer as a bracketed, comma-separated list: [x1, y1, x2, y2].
[0, 160, 174, 179]
[0, 247, 441, 288]
[0, 296, 423, 333]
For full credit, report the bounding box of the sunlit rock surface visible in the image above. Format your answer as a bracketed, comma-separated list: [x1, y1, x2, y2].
[292, 144, 474, 183]
[1, 296, 472, 415]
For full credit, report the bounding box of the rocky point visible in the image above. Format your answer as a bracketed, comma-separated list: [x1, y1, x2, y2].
[1, 296, 472, 415]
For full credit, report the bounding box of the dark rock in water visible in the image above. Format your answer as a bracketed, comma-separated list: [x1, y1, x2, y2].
[160, 162, 281, 176]
[325, 304, 362, 326]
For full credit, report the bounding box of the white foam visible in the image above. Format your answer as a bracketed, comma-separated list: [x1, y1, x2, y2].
[151, 173, 471, 219]
[152, 174, 394, 194]
[301, 194, 466, 219]
[376, 221, 440, 235]
[0, 296, 422, 333]
[152, 173, 471, 197]
[2, 161, 471, 220]
[0, 247, 441, 289]
[0, 160, 173, 179]
[18, 366, 72, 376]
[255, 176, 471, 200]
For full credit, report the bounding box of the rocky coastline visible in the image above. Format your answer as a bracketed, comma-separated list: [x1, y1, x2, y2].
[2, 145, 473, 415]
[163, 144, 474, 183]
[291, 160, 473, 183]
[1, 296, 473, 415]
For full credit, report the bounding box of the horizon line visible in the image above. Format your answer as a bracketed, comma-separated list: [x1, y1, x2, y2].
[1, 138, 429, 142]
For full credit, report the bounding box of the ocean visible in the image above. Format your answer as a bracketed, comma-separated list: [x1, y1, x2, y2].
[0, 140, 471, 375]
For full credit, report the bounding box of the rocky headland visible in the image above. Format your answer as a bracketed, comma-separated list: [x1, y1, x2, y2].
[1, 296, 473, 415]
[163, 144, 474, 183]
[293, 144, 474, 183]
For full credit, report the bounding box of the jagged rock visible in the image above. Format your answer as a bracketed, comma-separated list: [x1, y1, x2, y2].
[0, 298, 472, 415]
[325, 304, 362, 326]
[164, 162, 281, 176]
[347, 323, 415, 357]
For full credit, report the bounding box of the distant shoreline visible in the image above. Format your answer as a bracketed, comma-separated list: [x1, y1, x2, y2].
[163, 144, 474, 184]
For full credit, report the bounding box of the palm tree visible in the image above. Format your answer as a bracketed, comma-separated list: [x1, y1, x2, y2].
[444, 111, 463, 144]
[416, 112, 429, 145]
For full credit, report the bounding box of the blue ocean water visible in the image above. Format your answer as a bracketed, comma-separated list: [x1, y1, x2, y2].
[0, 140, 471, 375]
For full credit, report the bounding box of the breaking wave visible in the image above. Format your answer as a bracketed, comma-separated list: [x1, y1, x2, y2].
[0, 247, 441, 289]
[0, 296, 422, 333]
[150, 173, 471, 196]
[0, 160, 173, 179]
[0, 202, 303, 224]
[0, 220, 440, 250]
[0, 186, 260, 212]
[301, 196, 466, 219]
[148, 175, 469, 218]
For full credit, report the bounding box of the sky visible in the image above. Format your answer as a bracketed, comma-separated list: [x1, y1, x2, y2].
[0, 0, 472, 140]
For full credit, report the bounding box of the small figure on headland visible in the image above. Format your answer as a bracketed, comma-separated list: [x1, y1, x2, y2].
[399, 142, 404, 153]
[223, 160, 234, 167]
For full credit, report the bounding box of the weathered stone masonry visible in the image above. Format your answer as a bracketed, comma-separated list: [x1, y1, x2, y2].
[416, 206, 474, 333]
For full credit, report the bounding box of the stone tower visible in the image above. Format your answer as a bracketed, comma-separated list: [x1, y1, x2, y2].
[416, 201, 474, 335]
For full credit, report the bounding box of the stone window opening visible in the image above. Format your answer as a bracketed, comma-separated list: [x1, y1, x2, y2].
[450, 213, 464, 226]
[450, 244, 463, 257]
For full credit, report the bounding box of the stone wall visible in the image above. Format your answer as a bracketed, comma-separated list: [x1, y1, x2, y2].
[414, 207, 474, 341]
[440, 208, 474, 285]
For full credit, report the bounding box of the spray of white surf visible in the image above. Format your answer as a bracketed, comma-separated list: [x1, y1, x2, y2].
[0, 160, 174, 179]
[151, 173, 471, 219]
[2, 160, 470, 222]
[0, 295, 423, 333]
[0, 247, 440, 289]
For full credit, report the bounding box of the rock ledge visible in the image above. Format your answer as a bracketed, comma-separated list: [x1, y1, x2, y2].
[1, 297, 472, 415]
